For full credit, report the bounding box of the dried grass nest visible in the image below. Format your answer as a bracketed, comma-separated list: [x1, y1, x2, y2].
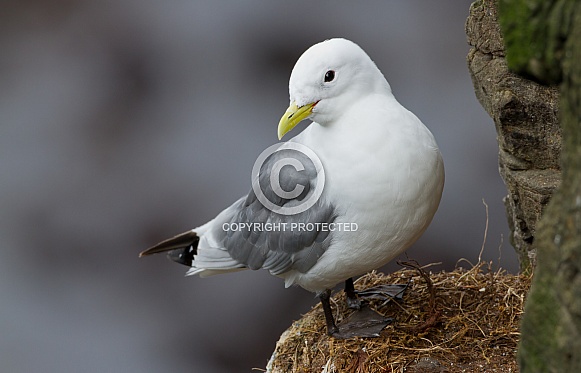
[264, 262, 531, 373]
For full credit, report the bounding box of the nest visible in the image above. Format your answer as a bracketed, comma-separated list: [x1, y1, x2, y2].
[264, 262, 531, 373]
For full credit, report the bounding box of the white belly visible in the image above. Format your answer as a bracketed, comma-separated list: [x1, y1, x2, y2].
[278, 95, 445, 293]
[283, 147, 444, 293]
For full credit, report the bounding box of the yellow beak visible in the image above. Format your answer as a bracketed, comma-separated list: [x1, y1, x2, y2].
[277, 101, 317, 140]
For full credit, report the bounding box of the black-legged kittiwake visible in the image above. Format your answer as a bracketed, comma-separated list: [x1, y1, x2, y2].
[140, 38, 445, 338]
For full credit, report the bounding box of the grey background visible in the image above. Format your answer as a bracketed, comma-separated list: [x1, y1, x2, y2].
[1, 1, 515, 372]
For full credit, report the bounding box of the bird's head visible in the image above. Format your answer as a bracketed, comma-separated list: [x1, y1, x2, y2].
[278, 38, 391, 140]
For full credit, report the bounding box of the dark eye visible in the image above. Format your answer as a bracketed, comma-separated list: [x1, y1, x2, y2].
[324, 70, 335, 82]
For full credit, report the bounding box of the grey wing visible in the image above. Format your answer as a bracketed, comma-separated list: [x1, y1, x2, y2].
[219, 146, 336, 276]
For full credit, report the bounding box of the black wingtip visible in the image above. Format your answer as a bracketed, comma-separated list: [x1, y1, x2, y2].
[139, 230, 199, 258]
[167, 245, 197, 267]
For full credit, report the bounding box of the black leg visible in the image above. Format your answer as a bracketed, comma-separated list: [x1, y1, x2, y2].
[344, 278, 361, 310]
[319, 289, 339, 336]
[319, 287, 393, 339]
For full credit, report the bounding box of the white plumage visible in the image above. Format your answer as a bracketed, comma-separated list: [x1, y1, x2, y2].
[141, 38, 444, 337]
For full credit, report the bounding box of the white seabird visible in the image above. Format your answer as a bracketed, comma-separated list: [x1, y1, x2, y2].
[140, 38, 445, 338]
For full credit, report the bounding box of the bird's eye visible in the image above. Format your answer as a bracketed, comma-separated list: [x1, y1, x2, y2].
[324, 70, 335, 82]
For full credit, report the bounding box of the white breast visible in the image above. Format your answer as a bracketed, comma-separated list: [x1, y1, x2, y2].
[283, 94, 444, 292]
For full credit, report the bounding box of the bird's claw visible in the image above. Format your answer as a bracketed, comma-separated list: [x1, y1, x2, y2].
[328, 305, 393, 339]
[346, 296, 363, 310]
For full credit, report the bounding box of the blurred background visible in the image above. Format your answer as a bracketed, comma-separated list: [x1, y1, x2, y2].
[0, 1, 516, 372]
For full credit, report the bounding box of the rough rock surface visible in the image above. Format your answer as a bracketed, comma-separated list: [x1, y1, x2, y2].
[466, 0, 561, 271]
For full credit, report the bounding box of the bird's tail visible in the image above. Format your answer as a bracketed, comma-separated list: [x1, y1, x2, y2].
[139, 230, 199, 267]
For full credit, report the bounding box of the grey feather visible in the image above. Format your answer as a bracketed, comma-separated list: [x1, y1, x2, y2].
[214, 145, 337, 275]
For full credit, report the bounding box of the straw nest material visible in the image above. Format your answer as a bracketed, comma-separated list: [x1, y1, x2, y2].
[264, 261, 531, 373]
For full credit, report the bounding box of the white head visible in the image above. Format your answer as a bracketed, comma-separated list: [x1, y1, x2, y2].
[278, 38, 391, 139]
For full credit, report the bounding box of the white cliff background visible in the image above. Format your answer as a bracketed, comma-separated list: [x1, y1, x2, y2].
[0, 1, 516, 372]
